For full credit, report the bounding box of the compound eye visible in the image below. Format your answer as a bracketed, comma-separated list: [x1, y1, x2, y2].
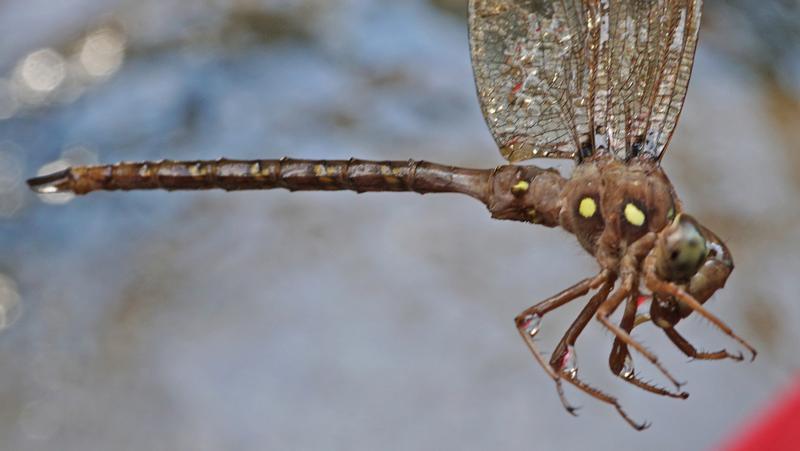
[663, 215, 709, 281]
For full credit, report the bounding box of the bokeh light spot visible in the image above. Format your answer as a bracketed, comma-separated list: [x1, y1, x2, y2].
[18, 49, 66, 93]
[79, 27, 127, 79]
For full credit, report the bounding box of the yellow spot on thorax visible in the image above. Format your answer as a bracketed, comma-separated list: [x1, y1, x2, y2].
[624, 203, 646, 226]
[511, 180, 530, 194]
[578, 197, 597, 218]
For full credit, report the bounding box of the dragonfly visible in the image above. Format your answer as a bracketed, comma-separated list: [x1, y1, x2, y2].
[27, 0, 756, 430]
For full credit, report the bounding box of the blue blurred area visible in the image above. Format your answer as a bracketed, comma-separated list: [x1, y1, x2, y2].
[0, 1, 798, 450]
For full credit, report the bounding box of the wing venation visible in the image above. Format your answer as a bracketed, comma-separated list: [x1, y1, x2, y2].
[469, 0, 702, 162]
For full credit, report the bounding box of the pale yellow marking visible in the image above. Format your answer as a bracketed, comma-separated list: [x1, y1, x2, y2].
[667, 207, 675, 221]
[528, 208, 538, 222]
[511, 180, 530, 194]
[373, 165, 398, 185]
[578, 197, 597, 218]
[189, 164, 206, 177]
[384, 166, 401, 185]
[314, 164, 335, 184]
[250, 162, 261, 176]
[624, 203, 646, 226]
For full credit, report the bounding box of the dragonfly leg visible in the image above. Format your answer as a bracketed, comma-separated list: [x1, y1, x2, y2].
[662, 326, 744, 361]
[608, 293, 689, 399]
[646, 277, 757, 361]
[560, 371, 650, 431]
[542, 279, 652, 429]
[596, 233, 686, 391]
[548, 279, 615, 372]
[515, 270, 611, 415]
[643, 220, 756, 362]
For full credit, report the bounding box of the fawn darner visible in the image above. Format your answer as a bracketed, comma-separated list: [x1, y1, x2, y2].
[27, 0, 756, 429]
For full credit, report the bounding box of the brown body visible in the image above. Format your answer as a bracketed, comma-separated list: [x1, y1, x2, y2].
[24, 154, 676, 238]
[24, 0, 757, 432]
[27, 153, 750, 430]
[27, 157, 568, 226]
[559, 156, 678, 261]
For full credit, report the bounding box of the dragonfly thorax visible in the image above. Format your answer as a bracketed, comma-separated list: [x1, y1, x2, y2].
[558, 155, 678, 268]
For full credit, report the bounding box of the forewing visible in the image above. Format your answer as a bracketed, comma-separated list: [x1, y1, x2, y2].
[468, 0, 703, 162]
[602, 0, 703, 160]
[469, 0, 590, 162]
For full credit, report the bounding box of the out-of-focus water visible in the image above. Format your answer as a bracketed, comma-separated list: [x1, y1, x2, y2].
[1, 1, 798, 450]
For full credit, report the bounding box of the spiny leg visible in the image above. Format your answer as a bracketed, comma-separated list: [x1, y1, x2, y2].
[549, 279, 616, 372]
[649, 278, 757, 361]
[545, 280, 652, 429]
[531, 279, 650, 430]
[515, 270, 611, 415]
[561, 371, 651, 431]
[663, 326, 744, 361]
[609, 293, 689, 399]
[597, 278, 685, 391]
[594, 233, 685, 391]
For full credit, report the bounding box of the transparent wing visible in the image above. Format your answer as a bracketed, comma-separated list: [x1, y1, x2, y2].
[602, 0, 703, 160]
[469, 0, 703, 162]
[469, 0, 590, 162]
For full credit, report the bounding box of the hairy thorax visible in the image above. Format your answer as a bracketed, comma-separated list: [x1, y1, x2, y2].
[559, 155, 680, 272]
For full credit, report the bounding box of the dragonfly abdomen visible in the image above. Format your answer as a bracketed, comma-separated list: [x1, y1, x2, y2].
[28, 157, 569, 228]
[27, 158, 494, 199]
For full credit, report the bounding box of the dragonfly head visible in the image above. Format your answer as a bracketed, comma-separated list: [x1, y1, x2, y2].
[653, 213, 709, 284]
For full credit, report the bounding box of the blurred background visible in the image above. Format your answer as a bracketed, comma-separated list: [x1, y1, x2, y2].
[0, 0, 798, 450]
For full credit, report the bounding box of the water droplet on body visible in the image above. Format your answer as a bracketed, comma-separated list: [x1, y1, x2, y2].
[621, 354, 635, 380]
[561, 345, 578, 379]
[521, 313, 541, 337]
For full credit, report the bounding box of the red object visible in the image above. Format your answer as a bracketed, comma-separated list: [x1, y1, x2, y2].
[719, 377, 800, 451]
